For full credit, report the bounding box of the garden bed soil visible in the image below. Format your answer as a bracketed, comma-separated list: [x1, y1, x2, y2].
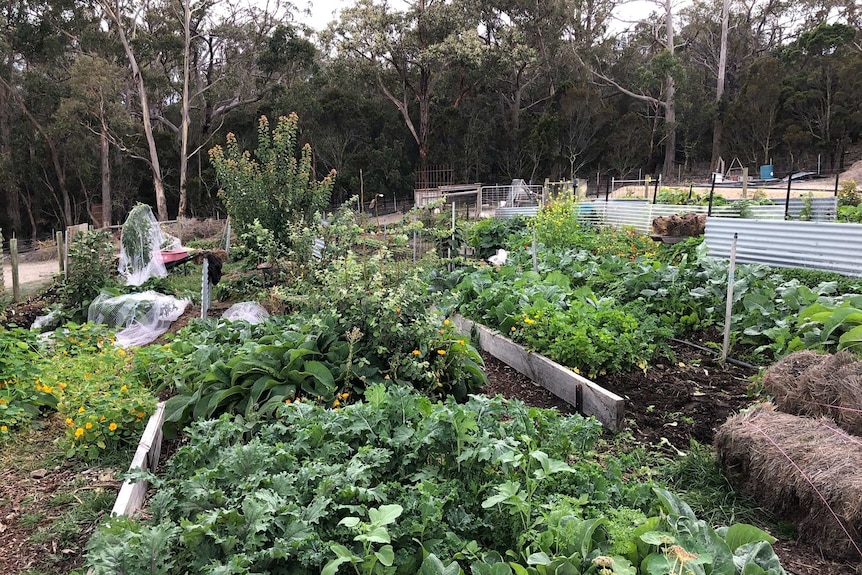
[480, 345, 860, 575]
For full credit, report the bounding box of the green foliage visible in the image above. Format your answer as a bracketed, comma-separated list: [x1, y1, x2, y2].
[797, 192, 814, 221]
[837, 180, 859, 208]
[209, 113, 336, 259]
[119, 204, 156, 271]
[837, 204, 862, 223]
[467, 217, 528, 259]
[60, 230, 117, 315]
[0, 322, 156, 459]
[86, 386, 785, 574]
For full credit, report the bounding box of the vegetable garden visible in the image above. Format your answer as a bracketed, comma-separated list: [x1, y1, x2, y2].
[2, 119, 862, 575]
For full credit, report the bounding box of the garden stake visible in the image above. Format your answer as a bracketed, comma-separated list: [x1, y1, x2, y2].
[652, 175, 660, 203]
[224, 218, 231, 259]
[10, 237, 19, 302]
[721, 233, 738, 363]
[784, 175, 792, 219]
[687, 183, 693, 201]
[834, 172, 840, 196]
[605, 179, 610, 202]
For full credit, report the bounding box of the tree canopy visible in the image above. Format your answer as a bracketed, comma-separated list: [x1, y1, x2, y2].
[0, 0, 859, 237]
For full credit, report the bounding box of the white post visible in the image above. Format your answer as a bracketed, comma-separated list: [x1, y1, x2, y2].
[721, 233, 739, 362]
[201, 257, 211, 319]
[224, 218, 231, 259]
[532, 227, 538, 273]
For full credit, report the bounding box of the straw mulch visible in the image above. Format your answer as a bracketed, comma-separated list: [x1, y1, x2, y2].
[715, 403, 862, 559]
[762, 350, 862, 436]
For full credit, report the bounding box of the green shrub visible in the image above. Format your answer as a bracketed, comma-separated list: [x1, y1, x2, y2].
[837, 180, 859, 207]
[60, 230, 116, 316]
[467, 217, 528, 259]
[209, 113, 335, 260]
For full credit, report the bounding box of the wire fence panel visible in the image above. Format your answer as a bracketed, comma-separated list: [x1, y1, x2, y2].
[705, 218, 862, 277]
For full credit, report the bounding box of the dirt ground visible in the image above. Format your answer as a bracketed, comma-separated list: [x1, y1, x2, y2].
[2, 258, 60, 297]
[479, 349, 859, 575]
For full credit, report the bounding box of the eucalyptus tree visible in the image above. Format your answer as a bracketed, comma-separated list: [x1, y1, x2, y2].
[328, 0, 492, 170]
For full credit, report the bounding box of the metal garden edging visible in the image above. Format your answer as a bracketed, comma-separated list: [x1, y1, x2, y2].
[704, 218, 862, 277]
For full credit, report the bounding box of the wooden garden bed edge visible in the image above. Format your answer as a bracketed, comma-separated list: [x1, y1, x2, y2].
[109, 400, 166, 517]
[453, 315, 625, 431]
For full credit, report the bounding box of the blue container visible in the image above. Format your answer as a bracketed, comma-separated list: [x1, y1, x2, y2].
[760, 164, 774, 180]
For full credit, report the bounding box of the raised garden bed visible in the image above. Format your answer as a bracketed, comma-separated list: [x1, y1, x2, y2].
[453, 315, 624, 431]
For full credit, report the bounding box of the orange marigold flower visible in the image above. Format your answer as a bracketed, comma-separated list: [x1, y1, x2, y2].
[412, 349, 421, 356]
[437, 349, 446, 355]
[85, 422, 93, 430]
[108, 422, 118, 431]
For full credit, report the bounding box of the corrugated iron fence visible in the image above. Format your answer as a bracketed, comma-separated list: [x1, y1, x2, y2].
[704, 219, 862, 277]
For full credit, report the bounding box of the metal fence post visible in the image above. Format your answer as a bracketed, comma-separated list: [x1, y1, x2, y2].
[834, 173, 841, 197]
[784, 176, 793, 219]
[605, 179, 611, 202]
[708, 174, 717, 217]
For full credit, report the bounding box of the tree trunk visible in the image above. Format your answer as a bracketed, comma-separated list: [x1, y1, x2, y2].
[0, 15, 20, 236]
[178, 0, 192, 217]
[100, 119, 111, 228]
[662, 0, 677, 178]
[710, 0, 730, 171]
[102, 0, 168, 221]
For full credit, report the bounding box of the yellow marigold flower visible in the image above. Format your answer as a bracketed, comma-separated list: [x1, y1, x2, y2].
[78, 406, 85, 413]
[59, 383, 66, 390]
[412, 349, 421, 356]
[75, 428, 84, 438]
[85, 373, 92, 379]
[108, 422, 118, 431]
[120, 385, 128, 392]
[0, 399, 6, 405]
[443, 319, 451, 326]
[117, 349, 126, 356]
[43, 386, 53, 393]
[65, 418, 73, 426]
[100, 416, 106, 421]
[85, 422, 93, 430]
[437, 349, 446, 355]
[510, 326, 516, 332]
[0, 425, 7, 432]
[333, 399, 340, 407]
[395, 307, 401, 313]
[341, 392, 350, 399]
[137, 412, 145, 418]
[457, 339, 465, 345]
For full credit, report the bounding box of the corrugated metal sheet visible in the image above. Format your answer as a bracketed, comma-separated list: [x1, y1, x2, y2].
[575, 202, 784, 233]
[705, 218, 862, 277]
[497, 206, 540, 218]
[784, 197, 837, 221]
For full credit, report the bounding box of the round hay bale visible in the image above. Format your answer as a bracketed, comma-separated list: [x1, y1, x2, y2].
[715, 403, 862, 559]
[787, 351, 862, 435]
[761, 350, 827, 402]
[764, 351, 862, 436]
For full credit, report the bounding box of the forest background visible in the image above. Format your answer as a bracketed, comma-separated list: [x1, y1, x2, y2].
[0, 0, 859, 238]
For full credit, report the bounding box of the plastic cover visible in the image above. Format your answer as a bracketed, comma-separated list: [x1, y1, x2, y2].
[118, 205, 183, 286]
[88, 290, 190, 347]
[222, 302, 270, 324]
[31, 308, 64, 331]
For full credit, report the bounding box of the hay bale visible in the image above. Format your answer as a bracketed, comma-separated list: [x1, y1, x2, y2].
[762, 350, 828, 402]
[763, 351, 862, 436]
[715, 403, 862, 559]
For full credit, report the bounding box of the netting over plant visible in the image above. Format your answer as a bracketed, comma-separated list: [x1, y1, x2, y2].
[88, 290, 189, 347]
[118, 204, 182, 286]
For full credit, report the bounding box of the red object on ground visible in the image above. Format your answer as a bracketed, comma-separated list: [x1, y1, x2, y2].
[160, 249, 189, 264]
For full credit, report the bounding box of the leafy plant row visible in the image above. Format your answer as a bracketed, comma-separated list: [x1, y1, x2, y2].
[86, 386, 784, 575]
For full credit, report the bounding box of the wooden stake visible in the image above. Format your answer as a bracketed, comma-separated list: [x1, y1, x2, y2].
[10, 238, 19, 302]
[721, 233, 738, 363]
[56, 231, 64, 272]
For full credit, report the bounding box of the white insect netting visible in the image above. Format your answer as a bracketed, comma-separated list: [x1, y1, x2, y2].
[222, 302, 270, 324]
[88, 291, 190, 347]
[118, 204, 184, 286]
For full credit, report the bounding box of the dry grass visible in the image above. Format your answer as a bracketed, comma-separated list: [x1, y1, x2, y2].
[161, 217, 227, 244]
[715, 403, 862, 559]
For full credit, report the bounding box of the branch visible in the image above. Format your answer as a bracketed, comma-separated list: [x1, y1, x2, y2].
[584, 57, 664, 109]
[151, 113, 180, 134]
